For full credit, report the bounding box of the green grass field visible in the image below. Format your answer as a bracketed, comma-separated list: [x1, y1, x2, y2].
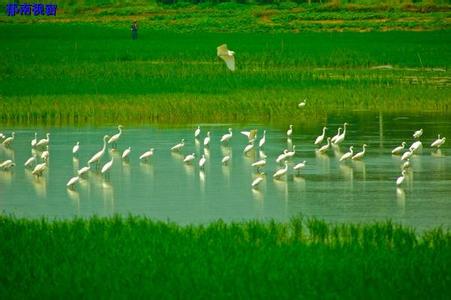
[0, 215, 449, 298]
[1, 24, 449, 125]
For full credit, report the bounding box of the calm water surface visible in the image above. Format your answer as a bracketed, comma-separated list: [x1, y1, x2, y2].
[0, 113, 450, 230]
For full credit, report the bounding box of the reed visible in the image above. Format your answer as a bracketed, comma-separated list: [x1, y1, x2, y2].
[0, 215, 449, 298]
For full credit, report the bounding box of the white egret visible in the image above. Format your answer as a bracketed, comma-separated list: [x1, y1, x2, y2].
[139, 148, 154, 161]
[217, 44, 235, 71]
[101, 157, 114, 176]
[276, 149, 289, 163]
[293, 160, 306, 174]
[251, 176, 264, 189]
[31, 132, 38, 148]
[285, 145, 296, 159]
[333, 122, 348, 145]
[78, 166, 90, 177]
[2, 132, 15, 147]
[339, 146, 354, 162]
[241, 129, 258, 143]
[122, 147, 131, 159]
[402, 159, 411, 170]
[204, 131, 211, 147]
[184, 153, 196, 164]
[108, 125, 123, 149]
[409, 141, 422, 154]
[222, 155, 231, 165]
[314, 127, 327, 145]
[243, 141, 255, 155]
[396, 170, 407, 186]
[199, 154, 206, 169]
[352, 144, 367, 160]
[331, 128, 342, 144]
[259, 150, 267, 159]
[24, 154, 37, 168]
[251, 159, 266, 173]
[287, 125, 293, 138]
[318, 137, 331, 154]
[413, 129, 423, 139]
[259, 130, 266, 148]
[36, 133, 50, 148]
[88, 135, 109, 166]
[66, 176, 80, 190]
[32, 162, 47, 177]
[298, 99, 306, 108]
[41, 150, 49, 162]
[0, 160, 15, 170]
[220, 128, 233, 143]
[431, 134, 446, 148]
[401, 150, 412, 161]
[273, 161, 289, 179]
[391, 142, 406, 155]
[171, 139, 185, 152]
[194, 126, 201, 138]
[72, 142, 80, 155]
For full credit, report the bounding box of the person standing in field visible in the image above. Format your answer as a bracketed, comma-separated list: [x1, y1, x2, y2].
[131, 21, 138, 40]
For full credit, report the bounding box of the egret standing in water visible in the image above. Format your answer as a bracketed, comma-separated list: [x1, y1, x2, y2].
[66, 176, 80, 190]
[217, 44, 235, 71]
[171, 139, 185, 152]
[259, 130, 266, 148]
[331, 128, 342, 144]
[293, 160, 306, 175]
[220, 128, 233, 144]
[88, 135, 109, 168]
[122, 147, 131, 160]
[286, 125, 293, 138]
[184, 153, 196, 164]
[24, 154, 37, 168]
[314, 127, 327, 145]
[32, 162, 47, 177]
[333, 122, 348, 145]
[396, 170, 407, 187]
[2, 132, 15, 147]
[194, 126, 201, 139]
[318, 137, 331, 154]
[413, 129, 423, 139]
[204, 132, 211, 147]
[101, 157, 114, 178]
[108, 125, 123, 149]
[199, 154, 206, 169]
[31, 132, 38, 148]
[391, 142, 406, 155]
[36, 133, 50, 149]
[352, 144, 367, 160]
[339, 146, 354, 162]
[273, 161, 289, 180]
[72, 142, 80, 156]
[0, 160, 15, 171]
[431, 134, 446, 148]
[139, 148, 154, 162]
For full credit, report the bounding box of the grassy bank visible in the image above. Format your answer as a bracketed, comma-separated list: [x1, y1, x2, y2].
[0, 215, 449, 298]
[0, 24, 449, 125]
[1, 1, 449, 32]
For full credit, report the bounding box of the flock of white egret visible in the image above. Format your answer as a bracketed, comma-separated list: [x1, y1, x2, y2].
[0, 114, 446, 193]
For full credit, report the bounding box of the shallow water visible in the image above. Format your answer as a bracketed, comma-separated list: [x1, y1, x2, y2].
[0, 113, 450, 230]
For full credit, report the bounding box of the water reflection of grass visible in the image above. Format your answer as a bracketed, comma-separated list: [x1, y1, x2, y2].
[0, 215, 449, 298]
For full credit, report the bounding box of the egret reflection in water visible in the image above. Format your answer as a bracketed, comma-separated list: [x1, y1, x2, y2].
[0, 113, 450, 230]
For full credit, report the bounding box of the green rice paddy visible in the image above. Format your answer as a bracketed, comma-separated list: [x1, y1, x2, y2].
[0, 215, 449, 298]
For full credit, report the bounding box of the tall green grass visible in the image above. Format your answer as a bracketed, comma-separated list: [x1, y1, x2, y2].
[0, 215, 449, 298]
[0, 24, 449, 125]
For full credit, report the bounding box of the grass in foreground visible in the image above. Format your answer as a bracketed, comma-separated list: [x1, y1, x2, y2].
[0, 215, 450, 298]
